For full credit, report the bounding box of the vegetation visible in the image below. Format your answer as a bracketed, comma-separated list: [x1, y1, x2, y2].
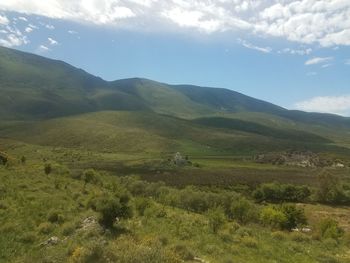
[1, 46, 350, 262]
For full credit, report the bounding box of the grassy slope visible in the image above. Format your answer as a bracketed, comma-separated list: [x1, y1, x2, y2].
[1, 144, 350, 263]
[1, 111, 348, 159]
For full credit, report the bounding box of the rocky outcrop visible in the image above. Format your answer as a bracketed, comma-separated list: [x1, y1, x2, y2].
[255, 151, 346, 168]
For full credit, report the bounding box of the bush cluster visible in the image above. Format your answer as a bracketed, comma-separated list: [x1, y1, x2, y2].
[253, 183, 311, 203]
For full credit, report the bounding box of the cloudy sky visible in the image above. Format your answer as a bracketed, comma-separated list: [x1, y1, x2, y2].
[0, 0, 350, 115]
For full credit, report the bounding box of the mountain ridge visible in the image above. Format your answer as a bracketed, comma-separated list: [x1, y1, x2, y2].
[1, 45, 350, 133]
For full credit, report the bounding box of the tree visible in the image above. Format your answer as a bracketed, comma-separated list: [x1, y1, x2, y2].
[280, 204, 307, 230]
[317, 171, 346, 204]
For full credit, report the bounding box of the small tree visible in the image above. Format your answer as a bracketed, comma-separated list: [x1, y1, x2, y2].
[44, 163, 52, 175]
[229, 198, 254, 224]
[260, 206, 287, 229]
[207, 207, 226, 233]
[95, 194, 133, 229]
[260, 204, 307, 230]
[280, 204, 307, 230]
[317, 171, 346, 204]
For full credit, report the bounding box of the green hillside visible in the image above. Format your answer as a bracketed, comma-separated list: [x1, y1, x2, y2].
[1, 46, 350, 130]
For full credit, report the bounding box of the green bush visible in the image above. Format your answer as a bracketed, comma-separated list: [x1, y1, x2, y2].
[19, 231, 37, 243]
[241, 236, 258, 248]
[44, 163, 52, 175]
[47, 210, 65, 223]
[38, 222, 54, 234]
[316, 172, 348, 204]
[93, 194, 133, 228]
[70, 242, 105, 263]
[62, 222, 77, 236]
[319, 218, 344, 239]
[260, 204, 306, 230]
[279, 204, 307, 230]
[271, 231, 287, 240]
[290, 232, 311, 243]
[172, 244, 194, 261]
[83, 169, 101, 185]
[260, 206, 287, 229]
[228, 197, 256, 224]
[135, 197, 151, 216]
[207, 207, 226, 233]
[253, 183, 310, 203]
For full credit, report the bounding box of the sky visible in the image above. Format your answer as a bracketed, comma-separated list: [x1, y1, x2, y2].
[0, 0, 350, 116]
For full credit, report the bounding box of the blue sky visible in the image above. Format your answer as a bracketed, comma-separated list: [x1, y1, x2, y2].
[0, 0, 350, 116]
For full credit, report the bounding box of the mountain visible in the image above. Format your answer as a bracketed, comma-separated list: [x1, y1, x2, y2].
[1, 46, 350, 156]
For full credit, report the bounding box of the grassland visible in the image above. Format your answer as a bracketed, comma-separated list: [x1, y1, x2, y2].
[1, 137, 350, 262]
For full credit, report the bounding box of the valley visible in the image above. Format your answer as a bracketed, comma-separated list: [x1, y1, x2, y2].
[1, 46, 350, 262]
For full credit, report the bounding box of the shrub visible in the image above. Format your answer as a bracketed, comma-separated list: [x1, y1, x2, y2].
[317, 172, 348, 204]
[241, 236, 258, 248]
[44, 163, 52, 175]
[290, 232, 311, 243]
[260, 204, 306, 230]
[38, 222, 54, 234]
[19, 231, 37, 243]
[253, 183, 310, 203]
[83, 169, 100, 185]
[62, 222, 77, 236]
[228, 197, 255, 224]
[260, 206, 287, 229]
[271, 231, 287, 241]
[94, 194, 133, 228]
[279, 204, 307, 230]
[70, 242, 105, 263]
[135, 197, 151, 216]
[207, 207, 226, 233]
[319, 218, 344, 239]
[172, 244, 194, 261]
[47, 210, 65, 223]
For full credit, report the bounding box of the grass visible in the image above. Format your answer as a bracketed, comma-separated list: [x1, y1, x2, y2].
[1, 150, 350, 262]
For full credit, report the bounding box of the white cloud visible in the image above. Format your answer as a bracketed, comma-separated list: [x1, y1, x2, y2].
[25, 27, 33, 33]
[0, 33, 28, 47]
[238, 38, 272, 53]
[68, 30, 78, 34]
[0, 14, 9, 25]
[18, 16, 27, 22]
[48, 37, 58, 45]
[45, 24, 55, 30]
[295, 95, 350, 116]
[278, 48, 312, 56]
[305, 57, 333, 66]
[321, 63, 332, 68]
[345, 59, 350, 65]
[0, 1, 349, 47]
[28, 24, 38, 29]
[38, 44, 50, 52]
